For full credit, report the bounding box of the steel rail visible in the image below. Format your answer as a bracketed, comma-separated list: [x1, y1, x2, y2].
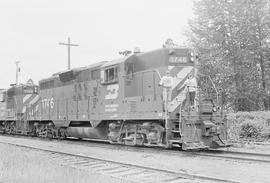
[231, 140, 270, 146]
[194, 149, 270, 163]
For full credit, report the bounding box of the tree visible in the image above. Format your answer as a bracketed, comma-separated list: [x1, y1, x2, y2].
[187, 0, 270, 112]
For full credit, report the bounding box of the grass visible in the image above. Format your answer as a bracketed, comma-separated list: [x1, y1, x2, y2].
[227, 111, 270, 141]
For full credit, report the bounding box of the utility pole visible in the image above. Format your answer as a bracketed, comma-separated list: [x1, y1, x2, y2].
[15, 61, 21, 85]
[59, 37, 79, 70]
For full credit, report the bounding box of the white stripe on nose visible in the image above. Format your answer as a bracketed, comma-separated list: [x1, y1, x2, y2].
[171, 66, 193, 90]
[168, 89, 187, 112]
[29, 95, 40, 105]
[168, 66, 194, 112]
[23, 94, 32, 103]
[22, 106, 26, 113]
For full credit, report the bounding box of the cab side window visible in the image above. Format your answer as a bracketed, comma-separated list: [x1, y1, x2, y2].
[125, 63, 134, 75]
[102, 67, 118, 84]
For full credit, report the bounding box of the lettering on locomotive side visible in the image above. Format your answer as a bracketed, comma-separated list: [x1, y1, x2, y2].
[41, 98, 54, 109]
[105, 84, 119, 100]
[105, 104, 119, 112]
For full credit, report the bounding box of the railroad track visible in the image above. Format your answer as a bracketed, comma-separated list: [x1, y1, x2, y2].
[2, 133, 270, 165]
[196, 150, 270, 163]
[0, 134, 244, 183]
[63, 137, 270, 164]
[67, 138, 270, 164]
[231, 140, 270, 146]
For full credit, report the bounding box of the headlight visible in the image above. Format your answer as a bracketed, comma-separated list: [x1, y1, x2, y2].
[216, 126, 222, 134]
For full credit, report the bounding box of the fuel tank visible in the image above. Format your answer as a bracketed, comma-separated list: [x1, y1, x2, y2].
[66, 127, 108, 140]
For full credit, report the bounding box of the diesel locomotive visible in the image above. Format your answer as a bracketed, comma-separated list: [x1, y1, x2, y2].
[0, 47, 229, 150]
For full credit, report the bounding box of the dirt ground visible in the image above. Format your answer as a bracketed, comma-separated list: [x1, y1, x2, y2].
[1, 136, 270, 183]
[0, 143, 131, 183]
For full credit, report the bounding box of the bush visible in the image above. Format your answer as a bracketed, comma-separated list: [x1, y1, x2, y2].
[227, 111, 270, 141]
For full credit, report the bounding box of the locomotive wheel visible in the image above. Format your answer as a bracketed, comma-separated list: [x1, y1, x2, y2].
[123, 133, 146, 146]
[47, 131, 53, 139]
[5, 124, 10, 134]
[6, 123, 15, 135]
[108, 137, 118, 144]
[30, 127, 38, 137]
[137, 133, 146, 146]
[109, 140, 118, 144]
[58, 128, 67, 139]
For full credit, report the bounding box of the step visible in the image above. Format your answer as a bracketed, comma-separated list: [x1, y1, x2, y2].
[171, 130, 181, 133]
[168, 139, 181, 143]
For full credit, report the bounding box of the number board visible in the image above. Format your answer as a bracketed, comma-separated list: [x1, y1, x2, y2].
[24, 88, 33, 94]
[169, 56, 188, 64]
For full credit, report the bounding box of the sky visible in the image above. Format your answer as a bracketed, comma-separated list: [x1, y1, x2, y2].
[0, 0, 194, 88]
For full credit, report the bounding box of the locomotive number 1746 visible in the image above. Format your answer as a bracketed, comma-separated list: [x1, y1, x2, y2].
[41, 98, 54, 109]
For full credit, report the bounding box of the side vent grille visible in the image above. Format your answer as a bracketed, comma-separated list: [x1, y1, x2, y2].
[129, 101, 136, 112]
[59, 71, 75, 82]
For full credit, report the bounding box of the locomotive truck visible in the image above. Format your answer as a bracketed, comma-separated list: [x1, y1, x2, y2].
[0, 47, 229, 150]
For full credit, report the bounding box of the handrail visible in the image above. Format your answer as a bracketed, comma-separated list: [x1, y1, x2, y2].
[153, 69, 162, 80]
[197, 73, 219, 105]
[122, 69, 162, 80]
[208, 76, 219, 105]
[179, 102, 182, 136]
